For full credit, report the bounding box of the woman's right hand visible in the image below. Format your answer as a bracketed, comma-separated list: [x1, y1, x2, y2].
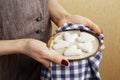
[22, 39, 69, 68]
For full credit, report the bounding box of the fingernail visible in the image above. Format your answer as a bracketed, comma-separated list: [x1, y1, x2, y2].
[61, 59, 69, 66]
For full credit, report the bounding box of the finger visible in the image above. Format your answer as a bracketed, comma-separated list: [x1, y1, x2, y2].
[102, 45, 105, 50]
[85, 20, 102, 34]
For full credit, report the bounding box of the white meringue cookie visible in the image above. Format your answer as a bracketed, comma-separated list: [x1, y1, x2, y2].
[52, 40, 70, 50]
[63, 32, 78, 42]
[77, 42, 93, 53]
[77, 32, 95, 43]
[64, 45, 83, 56]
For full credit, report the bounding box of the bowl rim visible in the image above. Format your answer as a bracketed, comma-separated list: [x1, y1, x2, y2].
[47, 29, 102, 60]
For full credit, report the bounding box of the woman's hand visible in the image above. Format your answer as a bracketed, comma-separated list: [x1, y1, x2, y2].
[0, 39, 69, 67]
[49, 0, 102, 34]
[58, 14, 102, 34]
[22, 39, 69, 68]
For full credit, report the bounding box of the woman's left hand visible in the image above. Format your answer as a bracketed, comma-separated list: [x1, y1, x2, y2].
[58, 14, 102, 34]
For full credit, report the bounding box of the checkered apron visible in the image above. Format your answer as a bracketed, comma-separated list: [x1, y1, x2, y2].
[40, 22, 104, 80]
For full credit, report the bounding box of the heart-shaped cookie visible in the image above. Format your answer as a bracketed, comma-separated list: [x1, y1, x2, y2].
[52, 40, 70, 50]
[64, 44, 83, 56]
[77, 33, 95, 43]
[63, 32, 78, 42]
[77, 41, 93, 53]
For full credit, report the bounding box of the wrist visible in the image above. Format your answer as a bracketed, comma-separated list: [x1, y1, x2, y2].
[57, 13, 72, 27]
[18, 39, 34, 55]
[12, 39, 28, 54]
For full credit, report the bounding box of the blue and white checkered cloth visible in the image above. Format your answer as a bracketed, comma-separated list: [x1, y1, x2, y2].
[40, 22, 104, 80]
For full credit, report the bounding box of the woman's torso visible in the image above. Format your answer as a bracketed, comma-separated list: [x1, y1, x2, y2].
[0, 0, 51, 80]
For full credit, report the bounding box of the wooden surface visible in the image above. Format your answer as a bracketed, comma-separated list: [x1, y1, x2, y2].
[52, 0, 120, 80]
